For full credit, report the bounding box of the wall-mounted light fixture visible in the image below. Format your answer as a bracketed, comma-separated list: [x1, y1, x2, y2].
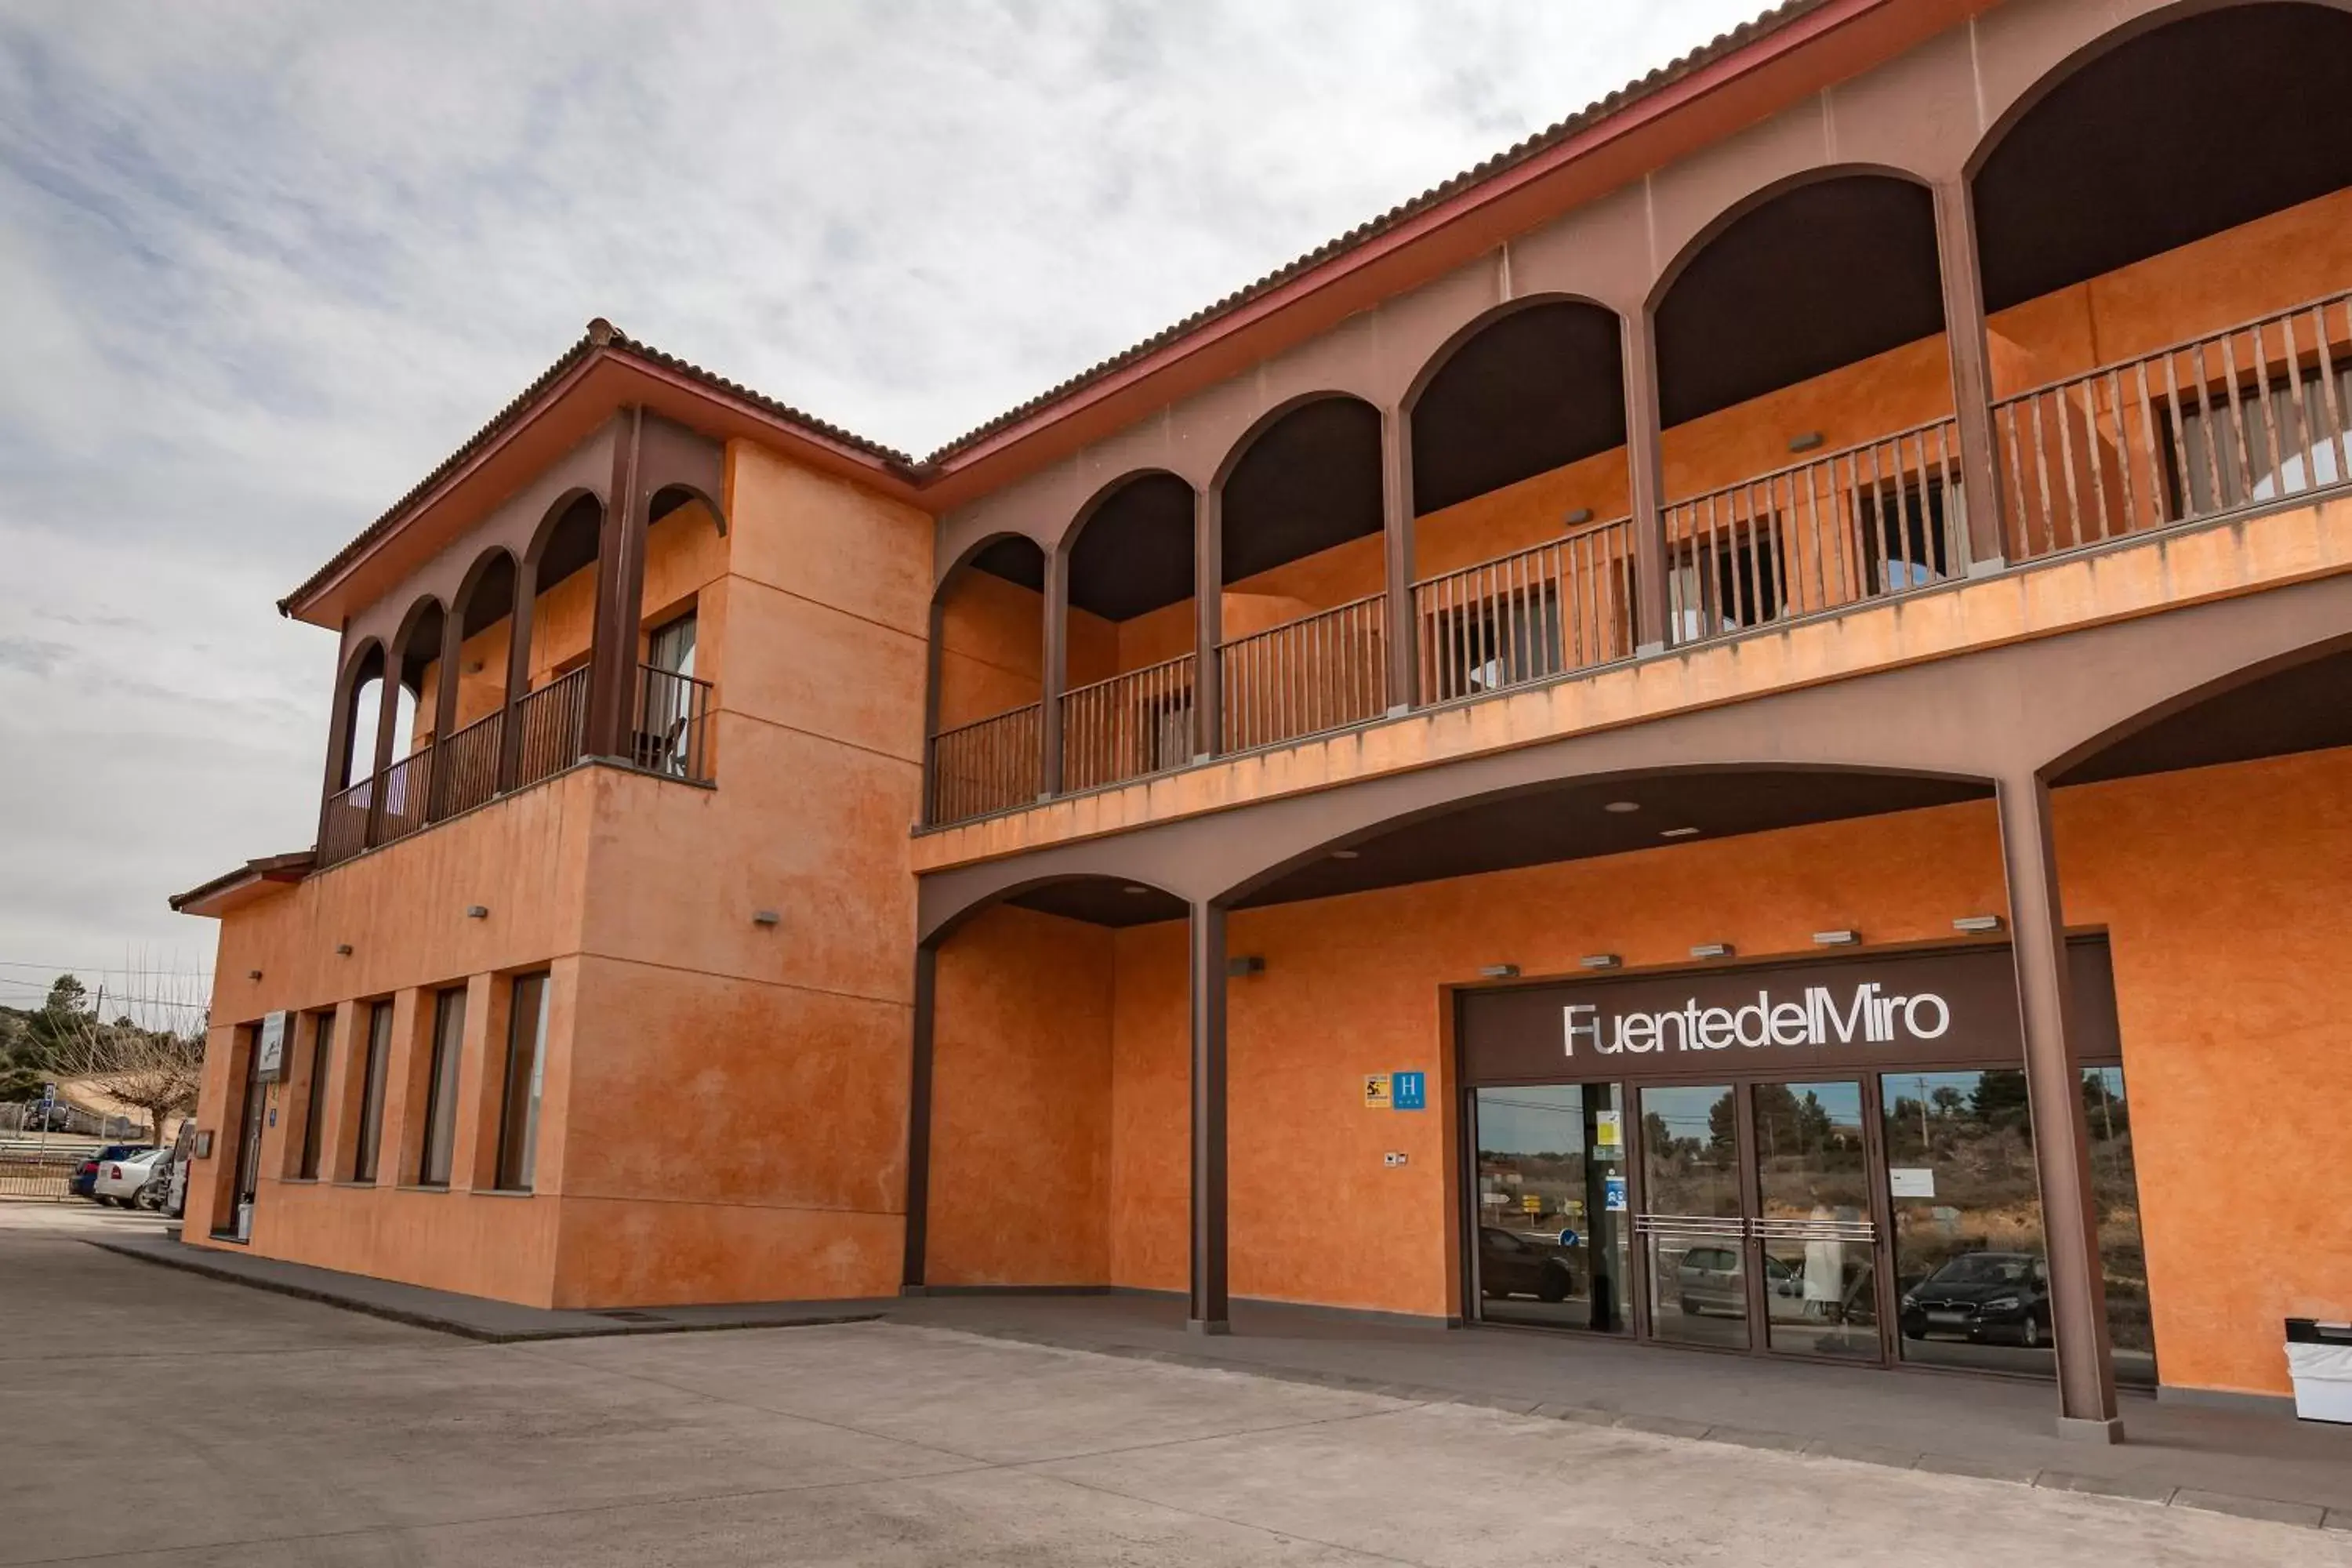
[247, 970, 263, 982]
[1563, 508, 1595, 527]
[1579, 953, 1621, 971]
[1788, 430, 1826, 453]
[334, 944, 353, 957]
[463, 659, 486, 675]
[1122, 885, 1151, 895]
[752, 909, 782, 927]
[1479, 964, 1520, 979]
[1661, 826, 1701, 839]
[465, 905, 489, 920]
[1602, 800, 1640, 815]
[1953, 915, 2004, 934]
[1690, 942, 1735, 960]
[1227, 955, 1265, 978]
[1813, 929, 1860, 947]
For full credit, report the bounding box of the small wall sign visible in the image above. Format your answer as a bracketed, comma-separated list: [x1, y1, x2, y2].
[1392, 1071, 1426, 1110]
[1889, 1167, 1936, 1199]
[256, 1011, 290, 1082]
[1363, 1073, 1392, 1109]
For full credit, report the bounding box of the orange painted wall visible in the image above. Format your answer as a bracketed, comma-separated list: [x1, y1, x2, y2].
[927, 744, 2352, 1394]
[189, 437, 933, 1310]
[927, 904, 1113, 1285]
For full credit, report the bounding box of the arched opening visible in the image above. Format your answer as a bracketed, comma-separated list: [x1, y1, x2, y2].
[334, 643, 387, 793]
[1407, 299, 1638, 699]
[1653, 172, 1958, 642]
[1061, 471, 1199, 791]
[929, 533, 1047, 824]
[920, 871, 1189, 1298]
[1972, 3, 2352, 557]
[1215, 394, 1388, 750]
[379, 600, 444, 838]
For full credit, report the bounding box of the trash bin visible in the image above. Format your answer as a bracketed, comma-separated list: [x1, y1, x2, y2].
[235, 1201, 253, 1243]
[2285, 1319, 2352, 1423]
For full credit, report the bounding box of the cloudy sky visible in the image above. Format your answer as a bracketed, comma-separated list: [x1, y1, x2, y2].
[0, 0, 1766, 1002]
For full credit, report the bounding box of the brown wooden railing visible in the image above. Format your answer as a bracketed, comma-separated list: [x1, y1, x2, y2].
[1413, 516, 1638, 702]
[1062, 655, 1196, 793]
[376, 748, 434, 844]
[1994, 289, 2352, 564]
[431, 710, 503, 820]
[927, 702, 1041, 825]
[632, 665, 714, 784]
[1662, 417, 1965, 648]
[318, 779, 372, 868]
[513, 666, 590, 789]
[1219, 593, 1389, 753]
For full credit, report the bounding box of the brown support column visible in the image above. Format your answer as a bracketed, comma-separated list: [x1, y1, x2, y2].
[1189, 898, 1229, 1334]
[495, 555, 538, 792]
[1040, 546, 1069, 797]
[1935, 179, 2008, 572]
[1622, 312, 1671, 652]
[1379, 405, 1416, 713]
[920, 595, 945, 825]
[1995, 771, 2122, 1442]
[1193, 485, 1222, 759]
[363, 660, 401, 846]
[901, 942, 937, 1294]
[318, 642, 359, 840]
[583, 408, 647, 761]
[427, 609, 463, 818]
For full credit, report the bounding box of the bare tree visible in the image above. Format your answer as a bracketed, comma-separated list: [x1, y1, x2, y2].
[46, 975, 209, 1149]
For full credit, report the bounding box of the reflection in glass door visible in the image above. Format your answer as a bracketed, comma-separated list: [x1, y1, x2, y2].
[1637, 1085, 1748, 1348]
[1751, 1080, 1879, 1359]
[1472, 1085, 1630, 1332]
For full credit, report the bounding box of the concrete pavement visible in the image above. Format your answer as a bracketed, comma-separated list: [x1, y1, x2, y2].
[3, 1209, 2347, 1566]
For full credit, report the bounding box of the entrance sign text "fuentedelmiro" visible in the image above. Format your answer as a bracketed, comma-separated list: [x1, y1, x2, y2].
[1564, 982, 1951, 1058]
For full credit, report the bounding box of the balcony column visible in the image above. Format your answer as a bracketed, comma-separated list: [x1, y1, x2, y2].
[1378, 405, 1415, 713]
[318, 647, 361, 835]
[900, 941, 938, 1293]
[363, 663, 401, 846]
[1192, 485, 1221, 759]
[920, 595, 945, 822]
[495, 554, 539, 793]
[1622, 312, 1671, 653]
[583, 406, 648, 763]
[1040, 546, 1069, 797]
[426, 608, 463, 818]
[1189, 898, 1229, 1334]
[1994, 770, 2122, 1442]
[1934, 179, 2009, 572]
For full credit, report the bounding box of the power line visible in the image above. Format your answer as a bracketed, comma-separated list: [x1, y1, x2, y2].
[0, 978, 211, 1012]
[0, 960, 214, 978]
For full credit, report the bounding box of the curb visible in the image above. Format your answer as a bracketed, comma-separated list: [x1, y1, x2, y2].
[86, 1240, 884, 1344]
[921, 1319, 2347, 1533]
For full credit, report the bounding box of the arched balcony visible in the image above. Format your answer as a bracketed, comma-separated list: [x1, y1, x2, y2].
[313, 412, 725, 868]
[1973, 1, 2352, 561]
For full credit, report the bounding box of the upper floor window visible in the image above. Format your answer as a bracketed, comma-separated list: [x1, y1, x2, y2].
[637, 612, 703, 778]
[2170, 367, 2352, 518]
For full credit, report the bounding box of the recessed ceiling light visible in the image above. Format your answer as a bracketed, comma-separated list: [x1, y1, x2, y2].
[1603, 800, 1641, 814]
[1661, 826, 1700, 839]
[1331, 849, 1359, 860]
[1123, 885, 1149, 895]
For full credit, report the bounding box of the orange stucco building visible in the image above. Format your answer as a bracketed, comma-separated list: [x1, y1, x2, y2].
[177, 0, 2352, 1441]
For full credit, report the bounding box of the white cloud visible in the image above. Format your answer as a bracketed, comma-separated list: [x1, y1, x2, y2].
[0, 0, 1767, 967]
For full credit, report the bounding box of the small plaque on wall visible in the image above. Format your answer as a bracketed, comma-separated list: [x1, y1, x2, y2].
[256, 1012, 291, 1082]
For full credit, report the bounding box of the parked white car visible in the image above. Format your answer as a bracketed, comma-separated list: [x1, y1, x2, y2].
[92, 1147, 170, 1209]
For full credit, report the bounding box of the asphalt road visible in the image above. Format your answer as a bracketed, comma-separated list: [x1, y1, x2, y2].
[3, 1206, 2345, 1566]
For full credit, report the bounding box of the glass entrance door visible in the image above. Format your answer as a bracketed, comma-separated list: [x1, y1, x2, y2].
[1751, 1080, 1882, 1360]
[1634, 1079, 1886, 1360]
[1637, 1084, 1750, 1348]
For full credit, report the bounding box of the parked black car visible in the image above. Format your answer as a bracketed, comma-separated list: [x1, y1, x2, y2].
[70, 1144, 148, 1200]
[1479, 1226, 1578, 1303]
[1899, 1251, 2052, 1348]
